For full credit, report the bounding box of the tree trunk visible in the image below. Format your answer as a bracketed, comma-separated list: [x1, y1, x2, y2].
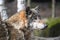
[17, 0, 26, 12]
[27, 0, 30, 7]
[0, 0, 8, 21]
[52, 0, 55, 18]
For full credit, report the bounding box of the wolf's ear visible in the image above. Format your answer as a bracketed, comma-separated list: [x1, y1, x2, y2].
[34, 5, 40, 10]
[26, 7, 32, 17]
[26, 7, 30, 13]
[30, 5, 40, 14]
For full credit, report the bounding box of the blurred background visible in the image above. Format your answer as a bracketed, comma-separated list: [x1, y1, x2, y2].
[5, 0, 60, 18]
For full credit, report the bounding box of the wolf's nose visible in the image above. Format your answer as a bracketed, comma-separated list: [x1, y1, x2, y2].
[41, 24, 48, 30]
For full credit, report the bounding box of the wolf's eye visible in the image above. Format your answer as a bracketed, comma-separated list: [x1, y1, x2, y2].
[34, 16, 37, 19]
[34, 17, 37, 19]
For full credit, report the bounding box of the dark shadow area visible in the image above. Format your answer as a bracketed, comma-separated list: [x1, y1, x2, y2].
[5, 0, 14, 3]
[32, 0, 60, 3]
[0, 22, 8, 40]
[56, 0, 60, 2]
[0, 24, 7, 37]
[31, 0, 52, 3]
[49, 23, 60, 37]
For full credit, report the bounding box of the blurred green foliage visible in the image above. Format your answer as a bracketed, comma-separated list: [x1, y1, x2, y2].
[33, 18, 60, 37]
[47, 18, 60, 28]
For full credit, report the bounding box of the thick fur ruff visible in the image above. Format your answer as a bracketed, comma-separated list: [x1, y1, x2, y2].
[5, 10, 31, 40]
[5, 10, 28, 30]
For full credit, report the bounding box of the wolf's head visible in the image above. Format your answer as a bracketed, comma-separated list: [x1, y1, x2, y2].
[26, 6, 47, 30]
